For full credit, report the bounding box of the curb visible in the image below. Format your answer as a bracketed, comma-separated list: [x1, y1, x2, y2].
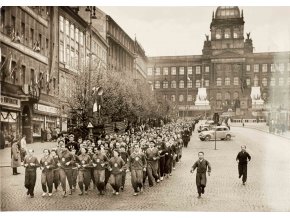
[232, 125, 290, 140]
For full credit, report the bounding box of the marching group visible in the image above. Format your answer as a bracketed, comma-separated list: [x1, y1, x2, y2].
[13, 121, 195, 198]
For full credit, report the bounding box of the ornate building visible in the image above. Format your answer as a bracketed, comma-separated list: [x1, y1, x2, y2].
[147, 6, 290, 123]
[1, 7, 59, 143]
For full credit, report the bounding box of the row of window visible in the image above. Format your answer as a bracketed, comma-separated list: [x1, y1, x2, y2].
[215, 28, 240, 39]
[148, 63, 290, 76]
[154, 77, 290, 89]
[148, 66, 209, 76]
[59, 16, 107, 72]
[247, 63, 290, 73]
[1, 7, 50, 56]
[154, 80, 209, 89]
[166, 91, 241, 103]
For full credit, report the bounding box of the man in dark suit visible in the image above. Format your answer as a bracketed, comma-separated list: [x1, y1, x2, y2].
[236, 145, 251, 185]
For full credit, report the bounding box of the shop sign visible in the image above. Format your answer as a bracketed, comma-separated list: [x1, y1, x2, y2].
[0, 96, 20, 108]
[34, 104, 58, 114]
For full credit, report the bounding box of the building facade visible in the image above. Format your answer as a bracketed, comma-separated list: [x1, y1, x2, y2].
[1, 6, 59, 143]
[106, 15, 135, 75]
[147, 6, 290, 123]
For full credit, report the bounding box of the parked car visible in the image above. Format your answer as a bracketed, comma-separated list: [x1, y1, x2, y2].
[199, 126, 234, 141]
[197, 124, 213, 133]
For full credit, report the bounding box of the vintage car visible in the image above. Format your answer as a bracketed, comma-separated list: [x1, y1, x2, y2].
[199, 126, 234, 141]
[197, 124, 213, 133]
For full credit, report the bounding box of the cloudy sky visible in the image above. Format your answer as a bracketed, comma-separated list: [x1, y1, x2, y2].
[99, 6, 290, 57]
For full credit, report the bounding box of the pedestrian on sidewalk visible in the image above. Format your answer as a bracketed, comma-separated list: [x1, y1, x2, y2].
[11, 138, 21, 175]
[190, 152, 211, 198]
[40, 149, 54, 197]
[23, 149, 40, 198]
[236, 145, 251, 185]
[20, 135, 27, 162]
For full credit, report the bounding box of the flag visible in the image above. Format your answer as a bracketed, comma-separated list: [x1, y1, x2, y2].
[11, 55, 23, 81]
[187, 76, 191, 81]
[93, 102, 98, 112]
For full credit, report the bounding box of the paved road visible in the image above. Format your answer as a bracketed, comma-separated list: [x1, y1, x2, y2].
[1, 127, 290, 211]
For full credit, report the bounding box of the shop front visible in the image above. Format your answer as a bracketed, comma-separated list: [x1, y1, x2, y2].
[33, 103, 60, 142]
[0, 95, 21, 146]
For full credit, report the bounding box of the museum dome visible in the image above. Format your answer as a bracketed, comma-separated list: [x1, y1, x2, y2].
[215, 6, 241, 19]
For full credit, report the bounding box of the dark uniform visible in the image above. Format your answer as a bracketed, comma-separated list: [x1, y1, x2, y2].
[92, 151, 108, 194]
[40, 155, 54, 195]
[58, 149, 75, 195]
[108, 156, 125, 193]
[236, 151, 251, 184]
[23, 156, 40, 197]
[145, 147, 160, 186]
[76, 153, 92, 194]
[191, 159, 211, 197]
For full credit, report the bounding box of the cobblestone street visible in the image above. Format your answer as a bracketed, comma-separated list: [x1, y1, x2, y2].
[1, 126, 290, 211]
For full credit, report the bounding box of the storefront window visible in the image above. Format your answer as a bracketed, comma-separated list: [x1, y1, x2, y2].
[0, 111, 19, 143]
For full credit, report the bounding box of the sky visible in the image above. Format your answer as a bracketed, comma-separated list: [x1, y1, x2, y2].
[99, 6, 290, 57]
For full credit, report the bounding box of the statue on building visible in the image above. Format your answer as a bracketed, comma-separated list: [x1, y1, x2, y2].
[205, 34, 209, 41]
[246, 32, 251, 40]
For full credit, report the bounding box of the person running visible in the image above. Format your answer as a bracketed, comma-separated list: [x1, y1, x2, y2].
[70, 149, 78, 192]
[236, 145, 251, 185]
[50, 149, 60, 192]
[119, 145, 129, 191]
[23, 149, 39, 198]
[76, 147, 92, 195]
[92, 147, 109, 195]
[190, 151, 211, 198]
[40, 149, 54, 197]
[57, 143, 75, 197]
[145, 141, 160, 187]
[128, 144, 147, 196]
[108, 149, 125, 195]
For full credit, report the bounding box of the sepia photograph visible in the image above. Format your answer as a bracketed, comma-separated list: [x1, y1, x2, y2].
[1, 0, 290, 213]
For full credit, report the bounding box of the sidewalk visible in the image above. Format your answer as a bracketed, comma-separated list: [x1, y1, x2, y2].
[0, 141, 57, 167]
[231, 122, 290, 140]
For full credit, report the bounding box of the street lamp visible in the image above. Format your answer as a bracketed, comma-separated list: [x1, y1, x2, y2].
[92, 86, 104, 124]
[85, 6, 97, 99]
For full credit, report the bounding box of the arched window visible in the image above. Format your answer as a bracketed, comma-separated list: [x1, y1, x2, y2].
[179, 95, 184, 102]
[233, 28, 239, 38]
[217, 78, 222, 86]
[163, 81, 168, 89]
[262, 78, 267, 87]
[225, 92, 231, 100]
[187, 80, 192, 88]
[225, 28, 231, 39]
[279, 78, 284, 86]
[179, 80, 184, 88]
[233, 92, 239, 99]
[171, 95, 176, 102]
[171, 80, 176, 88]
[155, 81, 160, 89]
[195, 80, 201, 88]
[187, 95, 193, 102]
[225, 77, 230, 85]
[254, 77, 259, 86]
[216, 92, 222, 100]
[216, 29, 221, 39]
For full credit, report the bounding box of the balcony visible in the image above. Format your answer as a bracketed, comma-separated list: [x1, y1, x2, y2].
[22, 84, 40, 103]
[0, 32, 48, 64]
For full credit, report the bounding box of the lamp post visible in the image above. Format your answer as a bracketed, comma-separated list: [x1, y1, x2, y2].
[85, 6, 97, 99]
